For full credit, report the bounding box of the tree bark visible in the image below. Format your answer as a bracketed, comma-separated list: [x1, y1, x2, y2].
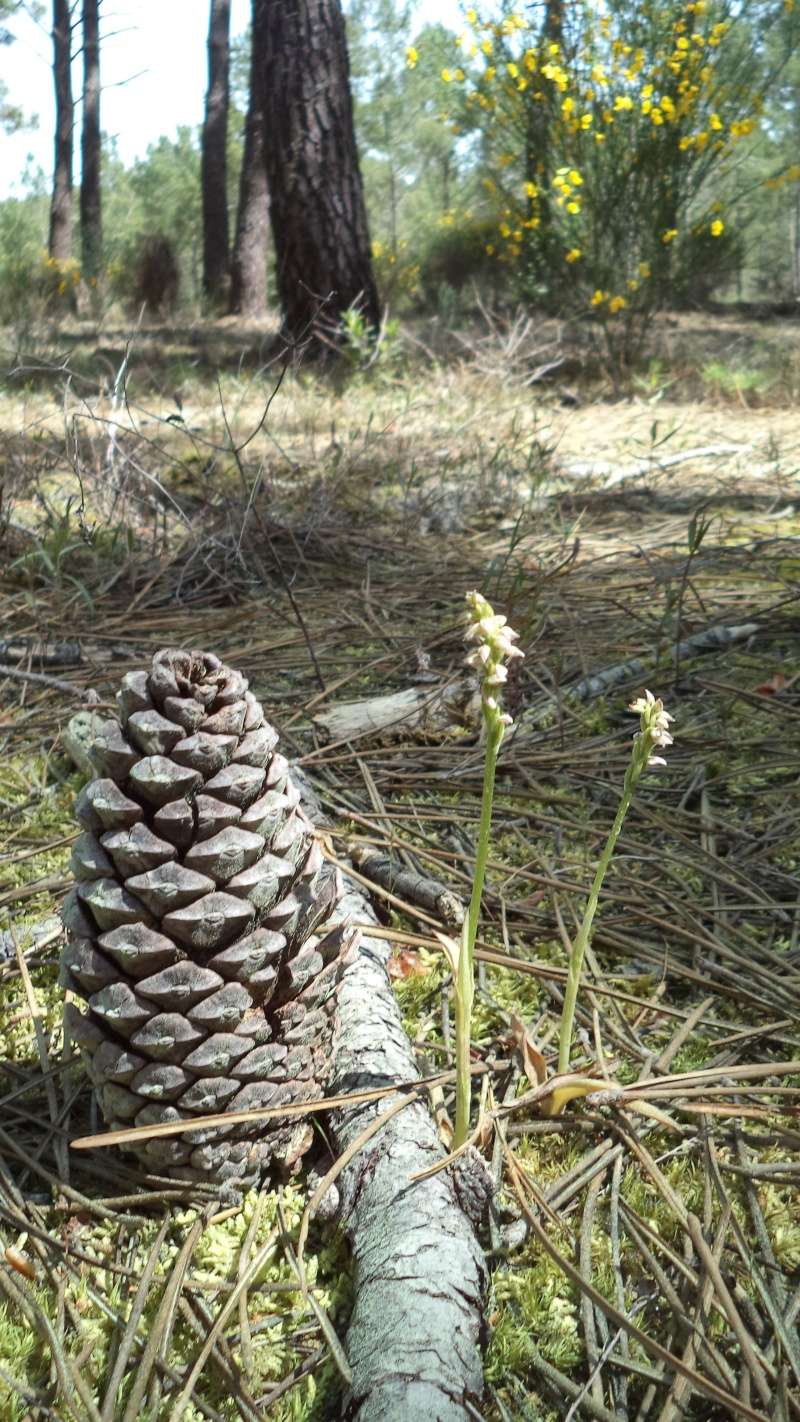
[229, 7, 269, 318]
[79, 0, 102, 283]
[201, 0, 231, 305]
[48, 0, 73, 261]
[254, 0, 380, 347]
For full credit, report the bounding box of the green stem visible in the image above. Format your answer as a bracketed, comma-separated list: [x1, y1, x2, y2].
[453, 712, 504, 1149]
[557, 742, 648, 1075]
[453, 925, 475, 1149]
[466, 716, 504, 969]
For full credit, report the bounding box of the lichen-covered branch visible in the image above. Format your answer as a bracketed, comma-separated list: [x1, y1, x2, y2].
[328, 882, 487, 1420]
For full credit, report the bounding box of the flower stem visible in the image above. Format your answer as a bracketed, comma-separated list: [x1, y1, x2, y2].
[454, 715, 504, 1148]
[453, 923, 475, 1149]
[466, 717, 503, 971]
[557, 746, 646, 1075]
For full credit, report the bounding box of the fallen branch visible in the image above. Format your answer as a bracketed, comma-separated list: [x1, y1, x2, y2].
[519, 621, 760, 730]
[312, 679, 474, 744]
[562, 443, 752, 490]
[293, 766, 487, 1416]
[348, 844, 465, 927]
[327, 876, 488, 1421]
[312, 621, 760, 746]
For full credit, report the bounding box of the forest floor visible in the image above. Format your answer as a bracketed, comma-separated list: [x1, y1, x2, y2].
[1, 310, 799, 1421]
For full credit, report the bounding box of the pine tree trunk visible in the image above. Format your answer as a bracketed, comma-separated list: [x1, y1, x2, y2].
[229, 11, 269, 318]
[80, 0, 102, 283]
[48, 0, 73, 262]
[254, 0, 379, 348]
[201, 0, 231, 306]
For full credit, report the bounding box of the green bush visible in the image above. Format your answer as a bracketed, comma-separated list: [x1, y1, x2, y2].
[417, 213, 503, 306]
[0, 194, 49, 322]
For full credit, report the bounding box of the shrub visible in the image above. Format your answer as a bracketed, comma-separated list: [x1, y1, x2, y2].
[129, 233, 180, 313]
[417, 213, 504, 306]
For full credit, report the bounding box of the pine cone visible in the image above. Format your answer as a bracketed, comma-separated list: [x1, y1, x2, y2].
[61, 649, 355, 1189]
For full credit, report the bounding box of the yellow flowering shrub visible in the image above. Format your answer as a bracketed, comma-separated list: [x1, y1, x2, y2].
[438, 0, 800, 359]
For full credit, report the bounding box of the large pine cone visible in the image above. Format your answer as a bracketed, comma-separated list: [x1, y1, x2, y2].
[61, 649, 355, 1190]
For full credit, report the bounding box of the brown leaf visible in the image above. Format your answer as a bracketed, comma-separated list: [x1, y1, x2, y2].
[387, 950, 429, 981]
[752, 673, 787, 696]
[508, 1013, 548, 1086]
[4, 1247, 36, 1280]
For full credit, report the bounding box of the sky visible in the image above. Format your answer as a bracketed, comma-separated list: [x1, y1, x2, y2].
[0, 0, 465, 199]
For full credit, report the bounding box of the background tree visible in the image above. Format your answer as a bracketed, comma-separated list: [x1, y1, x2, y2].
[201, 0, 231, 304]
[48, 0, 73, 260]
[229, 14, 269, 317]
[254, 0, 379, 345]
[80, 0, 102, 282]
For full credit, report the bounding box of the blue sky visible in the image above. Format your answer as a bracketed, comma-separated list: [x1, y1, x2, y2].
[0, 0, 465, 198]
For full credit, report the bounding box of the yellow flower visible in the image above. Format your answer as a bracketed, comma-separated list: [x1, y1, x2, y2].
[482, 38, 493, 55]
[466, 6, 477, 21]
[591, 289, 607, 306]
[710, 219, 724, 236]
[638, 262, 651, 278]
[407, 47, 418, 69]
[627, 278, 639, 291]
[608, 295, 627, 313]
[662, 228, 678, 244]
[507, 62, 519, 78]
[566, 200, 580, 214]
[615, 94, 634, 111]
[524, 180, 538, 198]
[454, 67, 465, 81]
[568, 169, 583, 185]
[580, 112, 593, 129]
[566, 247, 582, 262]
[562, 96, 575, 116]
[710, 113, 723, 131]
[441, 67, 452, 82]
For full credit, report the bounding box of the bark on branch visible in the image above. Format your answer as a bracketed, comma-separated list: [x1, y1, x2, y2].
[328, 879, 487, 1420]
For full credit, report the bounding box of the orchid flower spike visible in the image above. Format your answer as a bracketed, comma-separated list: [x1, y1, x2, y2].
[465, 591, 523, 730]
[629, 689, 675, 769]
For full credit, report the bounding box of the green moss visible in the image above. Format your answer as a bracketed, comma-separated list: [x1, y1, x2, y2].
[487, 1244, 582, 1377]
[0, 1190, 350, 1421]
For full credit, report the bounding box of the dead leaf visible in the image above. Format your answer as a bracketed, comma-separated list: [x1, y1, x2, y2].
[753, 673, 787, 696]
[508, 1013, 548, 1086]
[387, 950, 429, 981]
[4, 1247, 36, 1280]
[538, 1075, 614, 1118]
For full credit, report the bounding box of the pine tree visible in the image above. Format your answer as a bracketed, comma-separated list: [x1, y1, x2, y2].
[254, 0, 379, 346]
[48, 0, 73, 261]
[201, 0, 232, 304]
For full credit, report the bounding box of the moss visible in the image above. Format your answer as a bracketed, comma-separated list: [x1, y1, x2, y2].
[391, 948, 445, 1042]
[487, 1243, 582, 1377]
[0, 1189, 350, 1421]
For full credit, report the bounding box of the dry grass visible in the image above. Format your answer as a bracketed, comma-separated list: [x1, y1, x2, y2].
[0, 315, 799, 1420]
